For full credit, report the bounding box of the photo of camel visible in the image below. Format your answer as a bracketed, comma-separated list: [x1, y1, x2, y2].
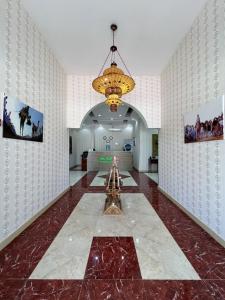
[184, 96, 224, 143]
[3, 94, 43, 142]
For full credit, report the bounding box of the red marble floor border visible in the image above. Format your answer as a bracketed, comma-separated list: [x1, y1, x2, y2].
[130, 171, 225, 280]
[84, 237, 142, 280]
[1, 279, 224, 300]
[0, 279, 83, 300]
[78, 279, 225, 300]
[0, 170, 225, 298]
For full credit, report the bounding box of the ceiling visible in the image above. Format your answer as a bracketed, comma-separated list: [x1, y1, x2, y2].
[82, 103, 140, 127]
[22, 0, 207, 75]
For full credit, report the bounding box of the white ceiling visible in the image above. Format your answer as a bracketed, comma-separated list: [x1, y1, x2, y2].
[22, 0, 207, 75]
[82, 103, 139, 126]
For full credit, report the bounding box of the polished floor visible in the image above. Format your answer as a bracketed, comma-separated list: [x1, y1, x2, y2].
[30, 193, 198, 280]
[69, 170, 87, 186]
[144, 172, 158, 184]
[90, 171, 138, 186]
[0, 171, 225, 299]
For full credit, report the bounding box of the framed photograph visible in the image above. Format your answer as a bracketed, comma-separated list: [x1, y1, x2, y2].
[3, 95, 43, 142]
[184, 96, 224, 143]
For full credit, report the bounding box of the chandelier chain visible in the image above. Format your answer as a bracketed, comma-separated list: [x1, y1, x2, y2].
[98, 50, 111, 77]
[116, 50, 133, 77]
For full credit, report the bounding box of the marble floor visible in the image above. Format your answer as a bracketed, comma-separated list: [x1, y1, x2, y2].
[0, 171, 225, 299]
[70, 170, 87, 186]
[90, 170, 137, 186]
[144, 172, 158, 184]
[30, 193, 199, 280]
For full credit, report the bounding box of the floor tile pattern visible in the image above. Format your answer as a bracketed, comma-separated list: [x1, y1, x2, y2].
[144, 172, 159, 184]
[130, 171, 225, 280]
[97, 174, 130, 180]
[69, 171, 87, 186]
[90, 171, 138, 186]
[84, 237, 142, 280]
[29, 193, 198, 280]
[0, 171, 225, 299]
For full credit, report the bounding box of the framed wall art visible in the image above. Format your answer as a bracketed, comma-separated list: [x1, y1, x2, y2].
[184, 96, 224, 143]
[3, 94, 43, 142]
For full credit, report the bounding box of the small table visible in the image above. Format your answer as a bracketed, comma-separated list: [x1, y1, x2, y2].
[149, 157, 158, 173]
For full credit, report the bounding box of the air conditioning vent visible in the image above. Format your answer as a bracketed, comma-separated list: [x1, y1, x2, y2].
[125, 107, 133, 117]
[89, 111, 95, 118]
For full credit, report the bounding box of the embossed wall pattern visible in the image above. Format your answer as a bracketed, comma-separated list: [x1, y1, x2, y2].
[0, 0, 69, 243]
[67, 75, 161, 128]
[159, 0, 225, 240]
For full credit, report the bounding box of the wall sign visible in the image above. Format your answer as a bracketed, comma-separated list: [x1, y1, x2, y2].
[97, 155, 113, 163]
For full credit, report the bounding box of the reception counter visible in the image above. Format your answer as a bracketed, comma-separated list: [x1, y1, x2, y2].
[87, 151, 133, 171]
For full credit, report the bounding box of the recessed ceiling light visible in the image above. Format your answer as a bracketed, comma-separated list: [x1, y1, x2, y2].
[119, 114, 122, 117]
[108, 128, 121, 132]
[98, 114, 102, 117]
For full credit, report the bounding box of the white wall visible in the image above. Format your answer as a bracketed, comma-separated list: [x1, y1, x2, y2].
[139, 127, 158, 172]
[69, 125, 134, 166]
[133, 117, 158, 172]
[67, 75, 161, 129]
[94, 125, 133, 152]
[0, 0, 69, 243]
[133, 120, 141, 170]
[69, 128, 93, 167]
[159, 0, 225, 241]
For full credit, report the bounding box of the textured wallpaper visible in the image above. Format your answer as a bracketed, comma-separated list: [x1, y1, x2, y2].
[159, 0, 225, 240]
[0, 0, 69, 243]
[67, 75, 161, 129]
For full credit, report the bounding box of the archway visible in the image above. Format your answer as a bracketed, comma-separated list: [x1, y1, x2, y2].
[80, 101, 148, 129]
[69, 100, 159, 184]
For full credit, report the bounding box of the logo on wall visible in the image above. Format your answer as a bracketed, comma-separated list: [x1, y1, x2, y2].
[3, 94, 44, 142]
[103, 136, 113, 143]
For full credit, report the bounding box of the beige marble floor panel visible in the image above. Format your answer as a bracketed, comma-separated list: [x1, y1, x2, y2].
[30, 193, 200, 280]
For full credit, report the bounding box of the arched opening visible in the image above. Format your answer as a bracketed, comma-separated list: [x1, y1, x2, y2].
[69, 101, 159, 186]
[80, 101, 148, 129]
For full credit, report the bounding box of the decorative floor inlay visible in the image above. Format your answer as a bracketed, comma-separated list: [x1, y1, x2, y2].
[84, 237, 141, 279]
[90, 171, 137, 186]
[29, 193, 199, 280]
[97, 174, 130, 180]
[1, 171, 225, 298]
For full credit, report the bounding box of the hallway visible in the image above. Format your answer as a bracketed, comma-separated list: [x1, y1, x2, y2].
[0, 172, 225, 299]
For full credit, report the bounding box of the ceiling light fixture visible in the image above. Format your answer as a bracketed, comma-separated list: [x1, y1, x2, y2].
[92, 24, 135, 112]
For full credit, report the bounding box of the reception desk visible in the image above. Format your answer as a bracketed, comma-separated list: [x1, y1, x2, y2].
[87, 151, 133, 171]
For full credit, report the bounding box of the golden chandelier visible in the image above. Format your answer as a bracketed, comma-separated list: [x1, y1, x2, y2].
[92, 24, 135, 112]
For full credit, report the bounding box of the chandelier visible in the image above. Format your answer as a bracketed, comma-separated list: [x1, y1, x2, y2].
[92, 24, 135, 112]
